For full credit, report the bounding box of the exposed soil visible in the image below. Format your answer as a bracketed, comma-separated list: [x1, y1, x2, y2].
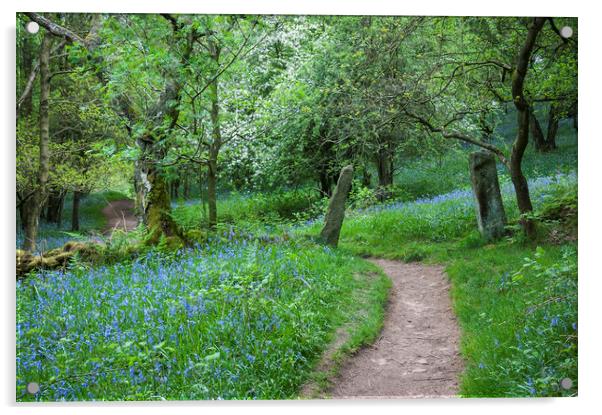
[102, 199, 137, 234]
[328, 259, 463, 399]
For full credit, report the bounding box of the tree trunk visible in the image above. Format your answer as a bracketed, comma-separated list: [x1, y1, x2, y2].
[23, 33, 52, 252]
[529, 109, 548, 152]
[173, 177, 180, 199]
[570, 102, 578, 131]
[183, 174, 190, 199]
[320, 165, 354, 247]
[18, 200, 27, 231]
[137, 140, 182, 244]
[318, 169, 333, 197]
[19, 32, 34, 117]
[510, 17, 546, 239]
[45, 191, 66, 225]
[133, 160, 146, 225]
[199, 167, 208, 221]
[469, 151, 507, 241]
[24, 13, 194, 246]
[207, 158, 218, 230]
[546, 104, 559, 150]
[375, 140, 394, 201]
[71, 190, 81, 231]
[207, 42, 222, 231]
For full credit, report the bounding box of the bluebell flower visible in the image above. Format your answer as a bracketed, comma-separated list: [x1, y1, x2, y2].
[526, 377, 536, 396]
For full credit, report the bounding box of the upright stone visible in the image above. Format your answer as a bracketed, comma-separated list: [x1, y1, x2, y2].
[469, 151, 507, 241]
[320, 165, 354, 247]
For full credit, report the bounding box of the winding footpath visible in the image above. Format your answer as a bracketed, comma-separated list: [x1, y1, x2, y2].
[329, 259, 463, 399]
[101, 199, 137, 235]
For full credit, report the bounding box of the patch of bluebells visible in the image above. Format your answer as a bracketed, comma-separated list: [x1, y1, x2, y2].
[293, 171, 576, 236]
[357, 171, 576, 216]
[16, 236, 354, 401]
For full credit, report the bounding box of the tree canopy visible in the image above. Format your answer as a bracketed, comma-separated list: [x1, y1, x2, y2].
[16, 13, 577, 250]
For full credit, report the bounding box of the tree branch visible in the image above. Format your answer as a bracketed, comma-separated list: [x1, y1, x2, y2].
[24, 13, 86, 44]
[17, 39, 67, 119]
[402, 109, 509, 167]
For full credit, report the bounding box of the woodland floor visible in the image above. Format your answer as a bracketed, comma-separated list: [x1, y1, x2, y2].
[99, 200, 465, 398]
[328, 259, 463, 399]
[102, 199, 137, 234]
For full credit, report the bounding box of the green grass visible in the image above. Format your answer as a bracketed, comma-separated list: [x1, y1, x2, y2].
[448, 243, 577, 397]
[16, 236, 389, 401]
[301, 262, 391, 397]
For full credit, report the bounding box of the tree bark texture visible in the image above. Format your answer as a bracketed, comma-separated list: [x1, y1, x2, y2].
[375, 138, 394, 201]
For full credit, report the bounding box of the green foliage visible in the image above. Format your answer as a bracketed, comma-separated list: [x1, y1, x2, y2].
[348, 181, 378, 209]
[172, 188, 323, 231]
[456, 246, 577, 397]
[537, 181, 578, 226]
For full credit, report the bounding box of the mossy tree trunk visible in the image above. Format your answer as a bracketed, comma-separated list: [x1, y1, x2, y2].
[23, 33, 52, 252]
[137, 137, 182, 244]
[25, 13, 198, 246]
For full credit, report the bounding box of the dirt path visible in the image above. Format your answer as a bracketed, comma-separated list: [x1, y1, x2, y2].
[329, 259, 463, 399]
[101, 199, 137, 234]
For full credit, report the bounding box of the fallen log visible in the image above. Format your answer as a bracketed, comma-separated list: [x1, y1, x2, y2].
[16, 241, 99, 279]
